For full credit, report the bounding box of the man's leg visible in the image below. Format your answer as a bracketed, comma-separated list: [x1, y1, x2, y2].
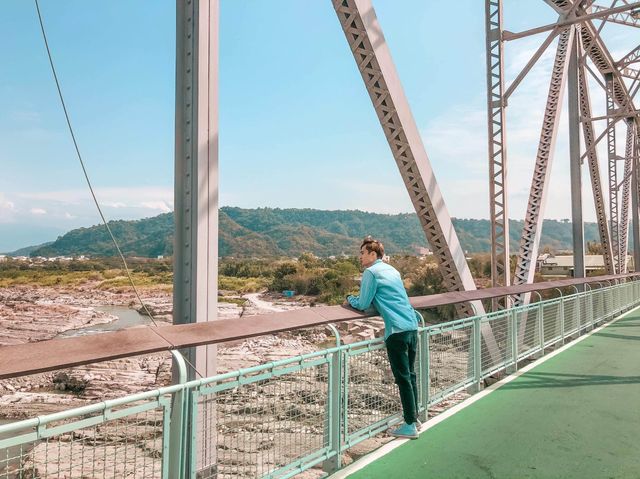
[385, 331, 417, 425]
[407, 330, 419, 414]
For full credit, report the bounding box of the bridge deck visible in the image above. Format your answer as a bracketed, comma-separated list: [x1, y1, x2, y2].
[343, 307, 640, 479]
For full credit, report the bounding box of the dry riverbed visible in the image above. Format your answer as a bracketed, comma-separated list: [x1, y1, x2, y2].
[1, 284, 468, 478]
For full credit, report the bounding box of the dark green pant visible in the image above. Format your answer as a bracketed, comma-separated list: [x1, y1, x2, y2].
[385, 330, 419, 425]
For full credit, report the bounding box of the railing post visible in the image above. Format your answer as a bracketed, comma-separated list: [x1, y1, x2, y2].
[555, 288, 565, 344]
[419, 328, 430, 422]
[472, 317, 482, 393]
[507, 309, 517, 373]
[536, 292, 544, 357]
[168, 350, 188, 479]
[324, 324, 342, 474]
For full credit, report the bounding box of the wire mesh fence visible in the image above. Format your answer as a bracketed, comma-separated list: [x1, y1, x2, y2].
[0, 394, 171, 479]
[192, 353, 333, 479]
[480, 311, 511, 377]
[428, 319, 474, 403]
[1, 281, 639, 478]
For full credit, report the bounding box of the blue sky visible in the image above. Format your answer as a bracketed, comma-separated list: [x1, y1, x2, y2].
[0, 1, 634, 251]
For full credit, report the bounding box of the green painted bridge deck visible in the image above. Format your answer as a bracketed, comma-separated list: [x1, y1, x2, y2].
[346, 308, 640, 479]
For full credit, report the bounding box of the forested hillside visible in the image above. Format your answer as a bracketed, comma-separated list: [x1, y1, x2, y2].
[27, 208, 602, 258]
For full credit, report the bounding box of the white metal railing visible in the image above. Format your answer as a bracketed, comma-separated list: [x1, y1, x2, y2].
[1, 280, 638, 478]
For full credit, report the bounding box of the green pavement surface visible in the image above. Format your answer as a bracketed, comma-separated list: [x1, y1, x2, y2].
[347, 308, 640, 479]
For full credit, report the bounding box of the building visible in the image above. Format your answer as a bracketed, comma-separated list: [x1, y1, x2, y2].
[537, 254, 634, 277]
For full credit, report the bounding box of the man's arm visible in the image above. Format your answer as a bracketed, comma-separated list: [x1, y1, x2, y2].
[347, 269, 376, 310]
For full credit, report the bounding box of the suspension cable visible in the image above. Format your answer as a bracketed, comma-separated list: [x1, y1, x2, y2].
[34, 0, 205, 378]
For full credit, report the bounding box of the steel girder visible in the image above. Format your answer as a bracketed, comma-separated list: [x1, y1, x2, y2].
[485, 0, 511, 301]
[331, 0, 485, 319]
[592, 3, 640, 28]
[578, 59, 616, 273]
[618, 45, 640, 69]
[606, 73, 622, 272]
[569, 29, 585, 280]
[580, 21, 634, 112]
[620, 122, 635, 271]
[514, 28, 575, 291]
[633, 120, 640, 270]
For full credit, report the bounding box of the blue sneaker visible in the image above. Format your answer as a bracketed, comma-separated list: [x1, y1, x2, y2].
[389, 422, 418, 439]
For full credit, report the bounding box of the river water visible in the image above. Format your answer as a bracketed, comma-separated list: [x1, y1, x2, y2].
[59, 305, 151, 338]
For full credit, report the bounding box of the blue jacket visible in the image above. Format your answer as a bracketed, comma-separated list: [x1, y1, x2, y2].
[347, 259, 418, 339]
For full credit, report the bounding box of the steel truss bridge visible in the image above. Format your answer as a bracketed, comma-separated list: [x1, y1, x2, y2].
[2, 0, 640, 477]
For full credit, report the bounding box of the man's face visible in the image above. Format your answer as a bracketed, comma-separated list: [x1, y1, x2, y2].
[360, 246, 378, 268]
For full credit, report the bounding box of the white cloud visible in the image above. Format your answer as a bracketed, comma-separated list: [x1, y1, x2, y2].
[64, 212, 76, 219]
[30, 208, 47, 215]
[140, 201, 172, 213]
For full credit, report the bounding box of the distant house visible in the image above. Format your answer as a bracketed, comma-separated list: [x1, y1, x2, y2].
[537, 254, 634, 277]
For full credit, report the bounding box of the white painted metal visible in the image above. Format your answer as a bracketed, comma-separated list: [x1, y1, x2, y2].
[569, 29, 585, 279]
[617, 46, 640, 69]
[620, 122, 635, 272]
[591, 3, 640, 27]
[514, 27, 575, 292]
[578, 59, 616, 273]
[485, 0, 510, 304]
[606, 74, 621, 273]
[174, 1, 219, 474]
[332, 0, 485, 318]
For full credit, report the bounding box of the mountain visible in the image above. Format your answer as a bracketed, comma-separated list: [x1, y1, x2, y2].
[6, 242, 54, 257]
[26, 208, 603, 258]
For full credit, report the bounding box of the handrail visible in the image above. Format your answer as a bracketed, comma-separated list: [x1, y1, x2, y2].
[0, 272, 638, 379]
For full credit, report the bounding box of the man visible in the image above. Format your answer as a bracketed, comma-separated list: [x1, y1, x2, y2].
[344, 236, 420, 439]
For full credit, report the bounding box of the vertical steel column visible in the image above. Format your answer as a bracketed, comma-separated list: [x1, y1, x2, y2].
[332, 0, 485, 319]
[485, 0, 510, 307]
[619, 121, 635, 272]
[632, 121, 640, 272]
[174, 0, 219, 475]
[514, 27, 574, 296]
[606, 73, 621, 273]
[568, 28, 585, 280]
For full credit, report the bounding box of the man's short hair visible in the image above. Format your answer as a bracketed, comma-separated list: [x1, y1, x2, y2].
[361, 236, 384, 259]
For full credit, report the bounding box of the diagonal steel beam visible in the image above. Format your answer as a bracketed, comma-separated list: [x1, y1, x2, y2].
[617, 45, 640, 68]
[514, 27, 575, 296]
[485, 0, 510, 306]
[505, 27, 560, 100]
[333, 0, 502, 366]
[578, 58, 616, 273]
[504, 2, 640, 40]
[331, 0, 486, 320]
[592, 2, 640, 27]
[580, 20, 634, 111]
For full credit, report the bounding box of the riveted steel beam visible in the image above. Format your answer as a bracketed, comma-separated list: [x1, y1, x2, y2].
[485, 0, 510, 307]
[504, 2, 640, 40]
[332, 0, 486, 319]
[578, 58, 616, 273]
[569, 29, 585, 280]
[514, 27, 574, 297]
[617, 45, 640, 68]
[606, 73, 622, 272]
[620, 122, 636, 271]
[592, 3, 640, 27]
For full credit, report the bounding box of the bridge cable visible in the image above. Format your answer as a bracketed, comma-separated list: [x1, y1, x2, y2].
[34, 0, 205, 378]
